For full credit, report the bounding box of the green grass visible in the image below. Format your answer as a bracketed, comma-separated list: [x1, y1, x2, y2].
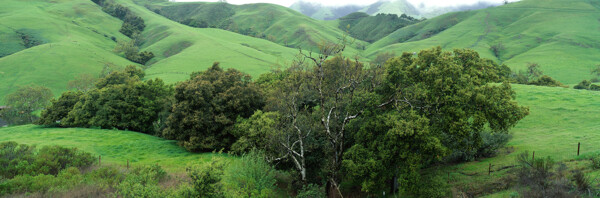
[0, 125, 225, 171]
[445, 84, 600, 195]
[367, 0, 600, 84]
[0, 0, 135, 104]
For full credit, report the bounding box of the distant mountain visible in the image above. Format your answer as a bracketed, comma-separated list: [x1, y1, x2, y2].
[290, 0, 500, 20]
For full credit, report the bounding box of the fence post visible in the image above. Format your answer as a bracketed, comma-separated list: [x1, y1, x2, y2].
[488, 163, 491, 176]
[447, 172, 450, 183]
[578, 142, 581, 156]
[127, 159, 129, 170]
[99, 155, 101, 166]
[532, 151, 535, 162]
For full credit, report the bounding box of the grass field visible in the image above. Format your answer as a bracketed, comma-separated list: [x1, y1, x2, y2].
[444, 84, 600, 195]
[0, 125, 226, 171]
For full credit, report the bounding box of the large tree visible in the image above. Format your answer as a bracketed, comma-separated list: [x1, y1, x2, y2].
[163, 63, 264, 152]
[43, 66, 172, 133]
[0, 85, 53, 125]
[342, 47, 529, 195]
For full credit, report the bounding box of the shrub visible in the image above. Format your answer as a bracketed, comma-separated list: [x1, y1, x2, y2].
[528, 75, 567, 87]
[116, 164, 169, 198]
[35, 145, 95, 175]
[403, 173, 450, 198]
[574, 80, 591, 89]
[296, 183, 325, 198]
[591, 156, 600, 170]
[589, 84, 600, 91]
[187, 157, 228, 198]
[223, 151, 277, 197]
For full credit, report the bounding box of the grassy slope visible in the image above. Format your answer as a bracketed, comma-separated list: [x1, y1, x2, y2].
[447, 84, 600, 195]
[0, 0, 135, 104]
[0, 125, 224, 171]
[0, 0, 308, 103]
[139, 0, 367, 56]
[368, 0, 600, 84]
[116, 0, 305, 84]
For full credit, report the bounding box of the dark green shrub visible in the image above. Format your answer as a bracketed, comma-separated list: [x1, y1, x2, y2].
[0, 141, 36, 179]
[574, 80, 591, 89]
[589, 84, 600, 91]
[403, 173, 450, 198]
[38, 91, 83, 127]
[296, 183, 325, 198]
[35, 145, 94, 175]
[528, 75, 566, 87]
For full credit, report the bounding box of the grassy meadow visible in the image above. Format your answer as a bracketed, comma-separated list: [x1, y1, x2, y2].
[0, 125, 227, 171]
[443, 84, 600, 196]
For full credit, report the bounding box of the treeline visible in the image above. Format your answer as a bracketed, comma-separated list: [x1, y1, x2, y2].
[34, 45, 530, 196]
[91, 0, 154, 65]
[339, 12, 421, 43]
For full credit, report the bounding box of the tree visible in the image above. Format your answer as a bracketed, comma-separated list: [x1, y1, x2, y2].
[342, 47, 528, 195]
[163, 62, 264, 152]
[38, 91, 83, 127]
[60, 66, 172, 133]
[67, 73, 97, 92]
[0, 85, 53, 125]
[527, 63, 543, 81]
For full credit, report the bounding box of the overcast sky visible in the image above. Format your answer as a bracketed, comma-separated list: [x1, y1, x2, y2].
[171, 0, 515, 7]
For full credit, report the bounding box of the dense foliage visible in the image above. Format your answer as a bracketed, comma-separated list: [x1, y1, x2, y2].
[339, 12, 420, 43]
[163, 63, 264, 152]
[39, 66, 172, 133]
[0, 85, 53, 125]
[0, 141, 94, 180]
[92, 0, 145, 38]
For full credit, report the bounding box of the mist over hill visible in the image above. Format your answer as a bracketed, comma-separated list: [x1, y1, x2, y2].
[290, 0, 502, 20]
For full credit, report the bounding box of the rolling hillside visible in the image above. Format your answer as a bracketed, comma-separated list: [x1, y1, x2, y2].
[0, 0, 303, 103]
[141, 0, 368, 55]
[367, 0, 600, 84]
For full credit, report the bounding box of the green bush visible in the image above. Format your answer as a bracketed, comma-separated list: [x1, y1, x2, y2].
[35, 145, 95, 175]
[223, 151, 277, 197]
[589, 84, 600, 91]
[296, 183, 325, 198]
[574, 80, 591, 89]
[0, 142, 93, 178]
[403, 173, 450, 198]
[116, 164, 169, 198]
[187, 157, 228, 198]
[528, 75, 567, 87]
[591, 155, 600, 170]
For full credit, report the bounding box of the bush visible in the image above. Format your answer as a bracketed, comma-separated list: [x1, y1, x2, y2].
[296, 183, 325, 198]
[187, 157, 228, 198]
[590, 84, 600, 91]
[223, 151, 277, 197]
[446, 131, 512, 162]
[116, 164, 169, 198]
[591, 156, 600, 170]
[0, 142, 93, 178]
[574, 80, 591, 90]
[404, 173, 450, 198]
[528, 75, 567, 87]
[35, 145, 94, 175]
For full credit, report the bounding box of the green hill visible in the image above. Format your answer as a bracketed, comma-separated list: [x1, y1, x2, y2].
[0, 0, 304, 103]
[141, 0, 368, 54]
[367, 0, 600, 84]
